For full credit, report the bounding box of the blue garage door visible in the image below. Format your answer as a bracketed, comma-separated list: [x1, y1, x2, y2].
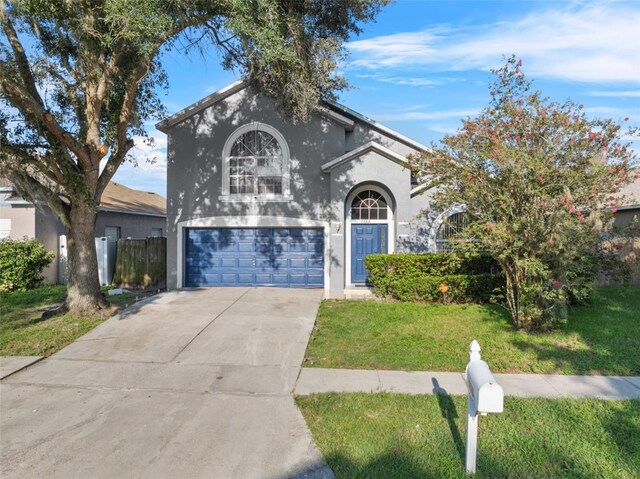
[185, 228, 324, 287]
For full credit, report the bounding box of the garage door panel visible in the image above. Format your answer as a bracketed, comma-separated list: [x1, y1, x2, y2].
[237, 241, 256, 253]
[271, 274, 289, 284]
[221, 274, 238, 284]
[236, 257, 254, 268]
[185, 228, 324, 287]
[289, 274, 308, 285]
[307, 272, 324, 285]
[288, 257, 306, 268]
[220, 257, 237, 268]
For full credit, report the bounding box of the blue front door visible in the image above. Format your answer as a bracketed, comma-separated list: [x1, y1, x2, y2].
[351, 224, 388, 284]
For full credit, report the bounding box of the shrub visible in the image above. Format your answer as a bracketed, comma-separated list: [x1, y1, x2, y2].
[365, 253, 504, 303]
[0, 237, 55, 291]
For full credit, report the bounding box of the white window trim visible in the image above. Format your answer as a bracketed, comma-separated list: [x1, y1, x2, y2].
[428, 203, 467, 253]
[176, 216, 330, 291]
[345, 185, 395, 287]
[219, 122, 292, 202]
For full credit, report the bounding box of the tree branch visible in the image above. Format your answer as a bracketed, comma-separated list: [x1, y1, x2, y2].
[0, 74, 89, 163]
[0, 1, 44, 107]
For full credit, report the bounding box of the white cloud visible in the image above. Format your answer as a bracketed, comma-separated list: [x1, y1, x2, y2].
[374, 108, 480, 122]
[587, 90, 640, 98]
[347, 3, 640, 83]
[356, 73, 465, 87]
[426, 123, 460, 135]
[583, 106, 640, 119]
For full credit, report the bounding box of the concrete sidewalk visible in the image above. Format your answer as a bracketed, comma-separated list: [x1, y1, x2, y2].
[295, 368, 640, 400]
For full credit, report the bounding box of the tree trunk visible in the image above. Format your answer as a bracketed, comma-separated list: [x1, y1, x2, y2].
[65, 203, 109, 315]
[502, 260, 524, 329]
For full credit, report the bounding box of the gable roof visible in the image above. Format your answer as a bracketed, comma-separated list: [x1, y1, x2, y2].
[154, 80, 427, 151]
[321, 141, 408, 172]
[0, 178, 166, 217]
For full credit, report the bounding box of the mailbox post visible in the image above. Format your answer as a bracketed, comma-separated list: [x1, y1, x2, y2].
[465, 340, 504, 474]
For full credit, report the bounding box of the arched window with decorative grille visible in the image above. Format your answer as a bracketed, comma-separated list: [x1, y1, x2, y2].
[221, 123, 290, 200]
[436, 211, 470, 252]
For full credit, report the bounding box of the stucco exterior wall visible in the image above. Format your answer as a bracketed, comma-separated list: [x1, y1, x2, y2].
[1, 203, 36, 239]
[345, 124, 418, 158]
[95, 211, 166, 239]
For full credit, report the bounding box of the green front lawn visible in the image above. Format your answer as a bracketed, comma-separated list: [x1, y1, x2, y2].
[0, 284, 149, 357]
[297, 393, 640, 479]
[304, 285, 640, 375]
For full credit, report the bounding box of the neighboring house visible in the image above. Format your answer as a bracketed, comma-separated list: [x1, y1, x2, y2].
[157, 81, 458, 293]
[0, 179, 167, 284]
[614, 177, 640, 229]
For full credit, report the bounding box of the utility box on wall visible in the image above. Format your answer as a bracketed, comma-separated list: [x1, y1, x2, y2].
[95, 236, 117, 286]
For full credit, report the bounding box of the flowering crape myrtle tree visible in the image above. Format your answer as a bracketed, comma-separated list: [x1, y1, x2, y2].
[0, 0, 386, 315]
[411, 57, 638, 331]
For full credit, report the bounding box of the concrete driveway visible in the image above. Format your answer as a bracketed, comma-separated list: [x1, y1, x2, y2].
[0, 288, 332, 479]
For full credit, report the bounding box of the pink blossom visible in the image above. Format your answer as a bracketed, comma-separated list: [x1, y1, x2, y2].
[552, 280, 562, 287]
[611, 208, 618, 213]
[537, 175, 544, 183]
[579, 216, 585, 222]
[517, 59, 523, 67]
[487, 222, 494, 231]
[588, 131, 596, 139]
[624, 117, 629, 122]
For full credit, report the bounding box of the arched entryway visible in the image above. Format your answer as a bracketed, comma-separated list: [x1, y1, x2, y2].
[345, 185, 395, 285]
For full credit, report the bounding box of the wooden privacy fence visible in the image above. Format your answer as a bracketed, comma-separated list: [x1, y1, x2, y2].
[113, 237, 166, 290]
[596, 238, 640, 285]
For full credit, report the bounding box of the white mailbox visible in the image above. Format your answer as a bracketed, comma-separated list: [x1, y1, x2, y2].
[466, 359, 504, 414]
[465, 340, 504, 474]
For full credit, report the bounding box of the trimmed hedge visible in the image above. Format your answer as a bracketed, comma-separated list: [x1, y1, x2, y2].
[364, 253, 504, 303]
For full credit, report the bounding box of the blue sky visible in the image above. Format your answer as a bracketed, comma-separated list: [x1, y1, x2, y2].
[113, 0, 640, 196]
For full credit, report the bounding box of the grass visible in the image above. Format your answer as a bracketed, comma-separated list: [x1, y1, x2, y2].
[296, 393, 640, 479]
[0, 284, 150, 357]
[304, 285, 640, 375]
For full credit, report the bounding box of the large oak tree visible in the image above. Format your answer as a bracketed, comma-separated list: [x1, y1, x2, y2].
[0, 0, 386, 314]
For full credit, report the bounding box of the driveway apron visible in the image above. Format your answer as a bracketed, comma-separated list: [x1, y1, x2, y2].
[0, 287, 332, 479]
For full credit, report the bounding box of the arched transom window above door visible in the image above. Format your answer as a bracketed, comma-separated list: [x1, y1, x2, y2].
[350, 190, 388, 220]
[220, 123, 291, 201]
